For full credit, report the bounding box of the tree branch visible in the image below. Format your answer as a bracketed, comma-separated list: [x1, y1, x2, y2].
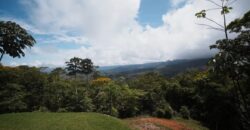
[222, 0, 225, 7]
[207, 27, 225, 31]
[0, 52, 4, 62]
[205, 17, 224, 28]
[196, 23, 224, 31]
[206, 8, 221, 11]
[226, 0, 238, 6]
[224, 0, 229, 6]
[205, 0, 222, 7]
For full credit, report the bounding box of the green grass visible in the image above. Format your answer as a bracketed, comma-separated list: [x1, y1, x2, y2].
[0, 112, 131, 130]
[174, 117, 209, 130]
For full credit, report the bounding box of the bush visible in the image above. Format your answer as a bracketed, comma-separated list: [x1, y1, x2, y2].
[111, 107, 118, 117]
[37, 106, 49, 112]
[153, 108, 165, 118]
[153, 104, 173, 119]
[57, 108, 68, 112]
[164, 105, 174, 119]
[180, 106, 190, 119]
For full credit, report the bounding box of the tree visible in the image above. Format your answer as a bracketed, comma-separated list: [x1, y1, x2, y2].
[49, 67, 65, 82]
[65, 57, 82, 79]
[0, 21, 36, 62]
[195, 0, 235, 40]
[80, 58, 94, 83]
[210, 10, 250, 129]
[65, 57, 83, 98]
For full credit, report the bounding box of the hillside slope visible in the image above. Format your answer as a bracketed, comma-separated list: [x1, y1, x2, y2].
[0, 112, 131, 130]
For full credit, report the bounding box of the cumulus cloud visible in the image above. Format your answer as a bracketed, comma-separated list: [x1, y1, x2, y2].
[7, 0, 250, 66]
[170, 0, 186, 7]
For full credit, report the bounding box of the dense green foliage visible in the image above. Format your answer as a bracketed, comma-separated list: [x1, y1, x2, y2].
[195, 1, 250, 129]
[179, 106, 190, 119]
[0, 21, 36, 62]
[1, 64, 249, 130]
[208, 10, 250, 129]
[0, 112, 131, 130]
[0, 5, 249, 130]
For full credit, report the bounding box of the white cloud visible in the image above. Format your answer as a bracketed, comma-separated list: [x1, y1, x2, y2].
[170, 0, 186, 7]
[8, 0, 250, 67]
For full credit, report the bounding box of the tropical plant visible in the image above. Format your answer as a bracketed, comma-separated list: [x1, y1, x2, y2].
[209, 10, 250, 129]
[195, 0, 236, 39]
[0, 21, 36, 62]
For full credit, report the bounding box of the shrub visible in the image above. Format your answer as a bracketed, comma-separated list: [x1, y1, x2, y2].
[57, 108, 68, 112]
[37, 106, 49, 112]
[164, 105, 174, 119]
[153, 108, 165, 118]
[153, 104, 173, 119]
[111, 107, 118, 117]
[180, 106, 190, 119]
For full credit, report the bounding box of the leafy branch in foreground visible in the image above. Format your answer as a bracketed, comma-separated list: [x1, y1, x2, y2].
[0, 21, 36, 62]
[210, 10, 250, 129]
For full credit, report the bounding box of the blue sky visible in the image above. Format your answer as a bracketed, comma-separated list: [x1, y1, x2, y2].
[0, 0, 171, 27]
[138, 0, 170, 27]
[0, 0, 249, 66]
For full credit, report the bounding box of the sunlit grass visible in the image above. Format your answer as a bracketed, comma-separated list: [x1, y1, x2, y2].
[0, 112, 131, 130]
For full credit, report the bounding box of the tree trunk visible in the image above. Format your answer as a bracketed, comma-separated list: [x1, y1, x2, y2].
[222, 2, 228, 40]
[0, 52, 4, 62]
[86, 74, 89, 85]
[109, 88, 112, 115]
[223, 13, 228, 40]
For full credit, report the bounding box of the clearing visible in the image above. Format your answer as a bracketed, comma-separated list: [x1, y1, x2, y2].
[125, 117, 208, 130]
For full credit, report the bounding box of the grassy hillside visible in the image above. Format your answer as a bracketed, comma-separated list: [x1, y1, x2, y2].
[0, 112, 131, 130]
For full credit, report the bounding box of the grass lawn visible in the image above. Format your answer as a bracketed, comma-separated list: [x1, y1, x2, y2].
[0, 112, 131, 130]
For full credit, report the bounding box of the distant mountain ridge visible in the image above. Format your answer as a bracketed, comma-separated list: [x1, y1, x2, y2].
[40, 58, 210, 77]
[99, 58, 210, 77]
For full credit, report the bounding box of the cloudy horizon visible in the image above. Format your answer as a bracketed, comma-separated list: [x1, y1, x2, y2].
[1, 0, 249, 67]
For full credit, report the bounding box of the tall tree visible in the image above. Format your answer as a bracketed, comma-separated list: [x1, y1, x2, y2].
[65, 57, 82, 79]
[195, 0, 235, 40]
[65, 57, 82, 102]
[210, 10, 250, 129]
[80, 58, 94, 83]
[0, 21, 36, 62]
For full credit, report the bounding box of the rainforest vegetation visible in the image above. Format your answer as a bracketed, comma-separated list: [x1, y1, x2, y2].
[0, 1, 249, 130]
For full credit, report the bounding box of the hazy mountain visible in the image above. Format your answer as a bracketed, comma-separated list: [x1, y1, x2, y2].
[41, 58, 210, 77]
[99, 58, 210, 77]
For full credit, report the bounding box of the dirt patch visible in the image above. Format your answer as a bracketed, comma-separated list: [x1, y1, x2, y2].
[126, 117, 192, 130]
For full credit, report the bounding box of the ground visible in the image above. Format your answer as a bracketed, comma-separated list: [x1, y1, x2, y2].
[0, 112, 130, 130]
[0, 112, 208, 130]
[125, 117, 208, 130]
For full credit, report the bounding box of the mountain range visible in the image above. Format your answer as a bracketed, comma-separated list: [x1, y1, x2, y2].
[99, 58, 210, 77]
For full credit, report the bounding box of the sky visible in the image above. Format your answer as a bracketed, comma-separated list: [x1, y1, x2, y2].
[0, 0, 249, 67]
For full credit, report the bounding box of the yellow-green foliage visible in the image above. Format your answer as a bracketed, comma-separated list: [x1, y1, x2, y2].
[194, 70, 209, 81]
[91, 77, 112, 86]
